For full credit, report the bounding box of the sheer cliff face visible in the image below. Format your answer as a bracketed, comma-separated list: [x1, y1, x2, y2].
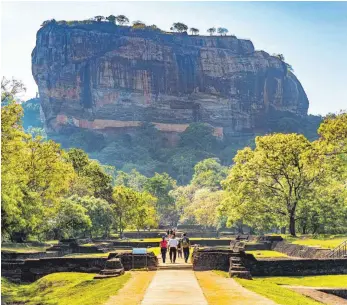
[32, 23, 309, 136]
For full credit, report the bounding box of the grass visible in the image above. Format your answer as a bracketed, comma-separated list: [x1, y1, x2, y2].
[235, 277, 321, 305]
[245, 250, 288, 258]
[63, 252, 111, 258]
[258, 275, 347, 287]
[291, 238, 346, 249]
[214, 271, 346, 305]
[1, 246, 48, 253]
[1, 272, 131, 305]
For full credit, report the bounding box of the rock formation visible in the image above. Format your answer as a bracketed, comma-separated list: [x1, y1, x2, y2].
[32, 21, 309, 139]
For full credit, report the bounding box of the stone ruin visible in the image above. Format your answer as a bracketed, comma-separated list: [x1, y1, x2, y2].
[94, 258, 124, 279]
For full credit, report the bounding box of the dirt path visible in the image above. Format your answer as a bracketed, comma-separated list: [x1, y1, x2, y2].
[104, 271, 155, 305]
[196, 271, 278, 305]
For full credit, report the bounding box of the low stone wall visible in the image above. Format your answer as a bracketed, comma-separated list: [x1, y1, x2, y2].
[1, 251, 64, 260]
[2, 257, 107, 282]
[192, 248, 236, 271]
[108, 252, 158, 270]
[272, 241, 331, 258]
[243, 255, 347, 276]
[122, 231, 164, 239]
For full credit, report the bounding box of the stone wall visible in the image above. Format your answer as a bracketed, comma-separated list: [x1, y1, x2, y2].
[243, 255, 347, 276]
[272, 241, 331, 258]
[1, 257, 107, 283]
[192, 248, 236, 271]
[109, 252, 158, 270]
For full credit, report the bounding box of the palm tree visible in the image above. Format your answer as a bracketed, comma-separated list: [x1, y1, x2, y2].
[189, 27, 199, 35]
[116, 15, 129, 25]
[106, 15, 116, 24]
[94, 16, 105, 22]
[207, 27, 216, 36]
[172, 22, 188, 33]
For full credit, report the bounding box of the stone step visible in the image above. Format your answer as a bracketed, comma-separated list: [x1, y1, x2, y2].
[94, 274, 122, 279]
[230, 257, 242, 262]
[229, 270, 252, 280]
[230, 265, 247, 271]
[99, 268, 124, 275]
[159, 264, 192, 270]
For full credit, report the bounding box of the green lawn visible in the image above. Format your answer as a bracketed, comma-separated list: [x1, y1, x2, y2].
[258, 275, 347, 287]
[214, 272, 347, 305]
[235, 277, 321, 305]
[63, 252, 112, 258]
[246, 250, 288, 258]
[279, 234, 347, 249]
[291, 238, 346, 249]
[1, 246, 48, 253]
[2, 272, 130, 305]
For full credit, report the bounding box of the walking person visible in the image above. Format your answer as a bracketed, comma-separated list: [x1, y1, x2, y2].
[159, 236, 168, 263]
[168, 234, 178, 263]
[177, 238, 183, 258]
[181, 233, 190, 263]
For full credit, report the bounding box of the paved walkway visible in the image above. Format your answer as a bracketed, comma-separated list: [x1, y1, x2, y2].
[141, 269, 208, 305]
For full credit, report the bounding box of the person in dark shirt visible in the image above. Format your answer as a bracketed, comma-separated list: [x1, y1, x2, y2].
[181, 233, 190, 263]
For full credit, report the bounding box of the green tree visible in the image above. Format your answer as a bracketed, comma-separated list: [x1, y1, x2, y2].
[74, 196, 114, 238]
[171, 22, 188, 33]
[192, 158, 228, 190]
[144, 173, 177, 225]
[106, 15, 116, 23]
[54, 198, 91, 239]
[116, 15, 129, 25]
[179, 123, 216, 151]
[207, 27, 216, 36]
[189, 27, 199, 35]
[94, 16, 105, 22]
[111, 186, 138, 237]
[222, 133, 335, 236]
[217, 27, 228, 36]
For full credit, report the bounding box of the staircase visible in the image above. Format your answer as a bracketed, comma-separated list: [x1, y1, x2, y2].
[328, 240, 347, 258]
[229, 252, 252, 279]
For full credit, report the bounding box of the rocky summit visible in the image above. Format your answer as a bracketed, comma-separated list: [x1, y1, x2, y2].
[32, 21, 309, 139]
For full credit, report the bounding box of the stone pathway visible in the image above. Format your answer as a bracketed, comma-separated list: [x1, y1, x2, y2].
[141, 269, 208, 305]
[196, 271, 278, 305]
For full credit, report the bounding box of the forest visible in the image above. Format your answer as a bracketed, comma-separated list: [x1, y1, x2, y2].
[2, 78, 346, 240]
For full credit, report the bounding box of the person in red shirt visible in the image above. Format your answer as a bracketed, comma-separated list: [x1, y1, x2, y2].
[159, 236, 168, 263]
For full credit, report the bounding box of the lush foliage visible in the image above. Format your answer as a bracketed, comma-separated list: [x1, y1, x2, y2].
[221, 113, 347, 236]
[1, 273, 131, 305]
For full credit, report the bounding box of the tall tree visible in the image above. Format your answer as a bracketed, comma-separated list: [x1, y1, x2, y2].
[116, 15, 129, 25]
[217, 27, 228, 36]
[106, 15, 116, 23]
[189, 27, 199, 35]
[207, 27, 216, 36]
[171, 22, 188, 33]
[222, 133, 336, 236]
[94, 16, 105, 22]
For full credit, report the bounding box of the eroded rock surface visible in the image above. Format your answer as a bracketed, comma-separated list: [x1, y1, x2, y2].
[32, 22, 309, 137]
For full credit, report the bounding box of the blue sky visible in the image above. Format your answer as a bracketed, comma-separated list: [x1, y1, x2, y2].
[1, 1, 346, 115]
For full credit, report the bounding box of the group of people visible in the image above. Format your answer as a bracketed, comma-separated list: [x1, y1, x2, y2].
[159, 231, 190, 264]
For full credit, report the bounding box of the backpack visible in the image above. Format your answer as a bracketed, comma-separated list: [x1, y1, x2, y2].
[182, 237, 189, 248]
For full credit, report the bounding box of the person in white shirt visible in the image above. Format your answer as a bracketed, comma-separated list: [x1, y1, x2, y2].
[168, 235, 178, 263]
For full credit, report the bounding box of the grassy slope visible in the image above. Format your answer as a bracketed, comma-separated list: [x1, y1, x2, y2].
[214, 271, 347, 305]
[246, 250, 288, 258]
[258, 275, 347, 287]
[2, 272, 130, 305]
[235, 278, 321, 305]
